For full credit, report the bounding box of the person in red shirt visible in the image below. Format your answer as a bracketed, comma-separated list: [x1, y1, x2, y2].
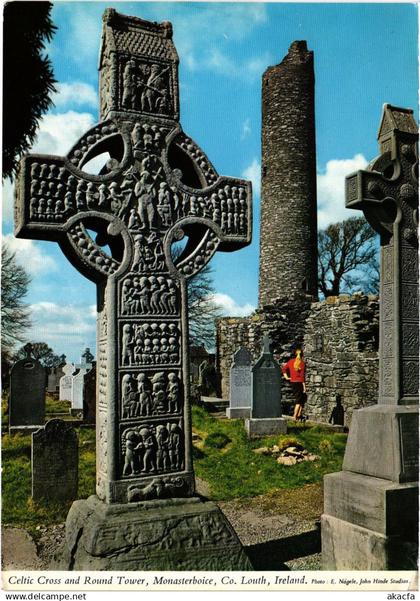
[282, 347, 306, 421]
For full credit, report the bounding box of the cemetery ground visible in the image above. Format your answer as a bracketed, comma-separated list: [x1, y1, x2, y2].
[2, 400, 347, 570]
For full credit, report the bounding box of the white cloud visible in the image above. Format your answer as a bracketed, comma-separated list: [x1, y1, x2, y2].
[3, 234, 57, 274]
[242, 158, 261, 197]
[51, 82, 98, 109]
[317, 154, 368, 229]
[210, 293, 255, 317]
[2, 179, 14, 225]
[32, 111, 96, 157]
[26, 301, 97, 359]
[241, 118, 251, 141]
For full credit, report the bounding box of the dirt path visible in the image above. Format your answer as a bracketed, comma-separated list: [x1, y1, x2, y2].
[2, 484, 322, 571]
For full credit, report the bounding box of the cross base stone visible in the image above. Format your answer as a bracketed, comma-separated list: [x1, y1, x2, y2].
[226, 407, 251, 419]
[322, 472, 418, 570]
[59, 495, 252, 570]
[342, 405, 419, 483]
[245, 417, 287, 438]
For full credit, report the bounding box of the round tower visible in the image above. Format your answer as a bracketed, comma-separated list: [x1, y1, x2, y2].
[258, 41, 318, 308]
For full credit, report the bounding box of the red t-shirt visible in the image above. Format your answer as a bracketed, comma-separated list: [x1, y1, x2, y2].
[282, 358, 305, 382]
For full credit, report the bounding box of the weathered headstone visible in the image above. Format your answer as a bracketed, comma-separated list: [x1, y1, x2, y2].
[322, 105, 419, 570]
[9, 345, 46, 433]
[199, 360, 218, 397]
[47, 365, 65, 395]
[59, 363, 75, 401]
[245, 336, 286, 437]
[32, 419, 78, 502]
[14, 9, 252, 570]
[70, 366, 91, 416]
[226, 347, 252, 418]
[83, 364, 96, 425]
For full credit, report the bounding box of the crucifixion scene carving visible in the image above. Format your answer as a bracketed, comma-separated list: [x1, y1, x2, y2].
[2, 1, 418, 580]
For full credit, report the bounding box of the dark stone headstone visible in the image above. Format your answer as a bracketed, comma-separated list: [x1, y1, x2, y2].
[245, 336, 286, 437]
[14, 8, 252, 570]
[32, 419, 78, 502]
[9, 350, 45, 433]
[226, 347, 252, 418]
[322, 104, 419, 570]
[83, 365, 96, 425]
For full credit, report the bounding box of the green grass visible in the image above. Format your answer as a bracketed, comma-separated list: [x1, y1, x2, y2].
[2, 405, 347, 534]
[2, 427, 96, 537]
[191, 405, 347, 500]
[45, 395, 71, 415]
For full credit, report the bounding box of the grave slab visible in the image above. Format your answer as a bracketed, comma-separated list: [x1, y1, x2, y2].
[226, 347, 252, 419]
[32, 419, 78, 502]
[245, 336, 286, 437]
[9, 345, 45, 433]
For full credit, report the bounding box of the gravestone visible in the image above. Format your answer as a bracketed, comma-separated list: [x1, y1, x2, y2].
[14, 9, 252, 570]
[70, 367, 91, 416]
[83, 364, 96, 425]
[32, 419, 78, 502]
[9, 345, 46, 433]
[322, 105, 419, 570]
[59, 363, 75, 401]
[199, 360, 218, 397]
[226, 347, 252, 418]
[47, 365, 65, 395]
[245, 336, 287, 437]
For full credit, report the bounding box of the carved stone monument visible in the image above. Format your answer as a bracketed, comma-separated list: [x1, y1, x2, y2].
[83, 364, 96, 425]
[15, 9, 252, 570]
[322, 105, 419, 569]
[9, 344, 46, 433]
[226, 347, 252, 418]
[59, 363, 75, 401]
[245, 336, 286, 437]
[32, 419, 78, 502]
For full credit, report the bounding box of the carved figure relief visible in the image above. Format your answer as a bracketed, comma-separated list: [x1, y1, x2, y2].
[120, 58, 173, 116]
[121, 322, 180, 366]
[121, 371, 182, 418]
[121, 274, 179, 316]
[121, 421, 184, 477]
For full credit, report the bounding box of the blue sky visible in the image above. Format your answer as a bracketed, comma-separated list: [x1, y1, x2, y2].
[2, 1, 418, 362]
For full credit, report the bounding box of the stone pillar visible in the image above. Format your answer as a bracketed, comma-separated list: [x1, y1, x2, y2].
[259, 41, 318, 307]
[321, 104, 419, 570]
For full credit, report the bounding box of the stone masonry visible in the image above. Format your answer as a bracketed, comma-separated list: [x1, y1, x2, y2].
[259, 41, 318, 307]
[304, 293, 379, 426]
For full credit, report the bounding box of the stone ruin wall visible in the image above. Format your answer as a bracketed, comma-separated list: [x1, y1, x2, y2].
[216, 293, 379, 425]
[304, 293, 379, 426]
[216, 292, 312, 409]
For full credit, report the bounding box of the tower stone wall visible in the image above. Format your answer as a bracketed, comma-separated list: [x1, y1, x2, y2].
[259, 41, 318, 307]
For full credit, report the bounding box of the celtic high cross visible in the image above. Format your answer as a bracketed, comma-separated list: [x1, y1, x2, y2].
[346, 104, 418, 409]
[15, 9, 252, 503]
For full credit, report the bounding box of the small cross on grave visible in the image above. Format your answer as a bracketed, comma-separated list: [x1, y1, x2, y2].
[15, 9, 252, 570]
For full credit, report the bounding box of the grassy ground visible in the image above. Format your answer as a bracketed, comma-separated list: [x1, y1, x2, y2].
[2, 405, 346, 536]
[2, 428, 95, 537]
[192, 405, 347, 499]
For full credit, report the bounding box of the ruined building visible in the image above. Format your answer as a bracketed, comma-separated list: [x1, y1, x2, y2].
[216, 42, 379, 424]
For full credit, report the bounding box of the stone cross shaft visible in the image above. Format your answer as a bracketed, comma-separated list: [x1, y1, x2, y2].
[15, 9, 252, 503]
[345, 104, 418, 405]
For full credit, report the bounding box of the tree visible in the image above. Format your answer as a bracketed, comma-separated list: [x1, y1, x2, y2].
[186, 263, 222, 349]
[171, 244, 222, 349]
[3, 1, 57, 180]
[14, 341, 62, 368]
[318, 216, 379, 297]
[1, 243, 31, 356]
